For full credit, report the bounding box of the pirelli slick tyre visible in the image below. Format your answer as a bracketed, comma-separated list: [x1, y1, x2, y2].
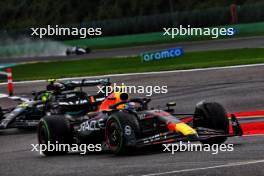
[193, 102, 229, 145]
[105, 111, 140, 155]
[37, 116, 73, 156]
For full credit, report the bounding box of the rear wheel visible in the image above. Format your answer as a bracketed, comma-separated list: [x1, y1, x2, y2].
[193, 102, 229, 145]
[37, 115, 73, 156]
[105, 111, 140, 155]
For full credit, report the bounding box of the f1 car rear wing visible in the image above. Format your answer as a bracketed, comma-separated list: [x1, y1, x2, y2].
[62, 78, 110, 89]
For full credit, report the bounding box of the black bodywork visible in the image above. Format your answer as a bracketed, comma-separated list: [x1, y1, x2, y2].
[0, 78, 110, 129]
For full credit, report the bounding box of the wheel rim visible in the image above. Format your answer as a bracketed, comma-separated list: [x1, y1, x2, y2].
[106, 119, 122, 151]
[38, 123, 48, 144]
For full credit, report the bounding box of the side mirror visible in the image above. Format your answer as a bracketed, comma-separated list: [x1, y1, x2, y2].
[120, 93, 128, 101]
[167, 102, 176, 107]
[166, 101, 176, 112]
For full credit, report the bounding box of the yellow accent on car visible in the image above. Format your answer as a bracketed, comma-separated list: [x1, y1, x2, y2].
[47, 78, 57, 83]
[90, 96, 95, 103]
[41, 96, 47, 103]
[175, 123, 197, 136]
[18, 103, 29, 107]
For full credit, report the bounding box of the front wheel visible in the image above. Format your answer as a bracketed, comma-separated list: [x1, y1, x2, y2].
[105, 111, 140, 155]
[193, 102, 229, 145]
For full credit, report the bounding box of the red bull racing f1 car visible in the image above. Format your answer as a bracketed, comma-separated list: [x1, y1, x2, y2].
[37, 92, 243, 155]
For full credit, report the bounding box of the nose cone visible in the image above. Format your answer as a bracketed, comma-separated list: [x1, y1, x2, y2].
[174, 123, 197, 136]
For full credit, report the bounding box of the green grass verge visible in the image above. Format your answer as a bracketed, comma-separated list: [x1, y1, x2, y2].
[10, 48, 264, 81]
[63, 22, 264, 49]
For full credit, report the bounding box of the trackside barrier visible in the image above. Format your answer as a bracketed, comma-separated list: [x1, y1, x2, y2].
[0, 68, 14, 96]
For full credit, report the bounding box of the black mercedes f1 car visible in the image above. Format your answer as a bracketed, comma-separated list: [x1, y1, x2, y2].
[37, 92, 243, 155]
[0, 78, 110, 129]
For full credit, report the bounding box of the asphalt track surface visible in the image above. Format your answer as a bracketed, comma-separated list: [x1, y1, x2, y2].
[0, 64, 264, 176]
[1, 36, 264, 64]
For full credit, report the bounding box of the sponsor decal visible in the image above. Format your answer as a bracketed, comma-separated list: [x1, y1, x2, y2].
[141, 47, 184, 62]
[79, 119, 105, 132]
[124, 125, 132, 136]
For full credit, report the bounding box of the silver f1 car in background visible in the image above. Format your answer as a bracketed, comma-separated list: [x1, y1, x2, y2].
[65, 46, 91, 56]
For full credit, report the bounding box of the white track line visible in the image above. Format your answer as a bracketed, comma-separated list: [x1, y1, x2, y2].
[0, 93, 8, 98]
[243, 134, 264, 137]
[142, 159, 264, 176]
[0, 93, 30, 101]
[0, 63, 264, 85]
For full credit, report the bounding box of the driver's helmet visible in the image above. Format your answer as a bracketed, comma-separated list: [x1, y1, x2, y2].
[47, 79, 56, 91]
[47, 79, 65, 92]
[124, 102, 136, 111]
[47, 78, 56, 84]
